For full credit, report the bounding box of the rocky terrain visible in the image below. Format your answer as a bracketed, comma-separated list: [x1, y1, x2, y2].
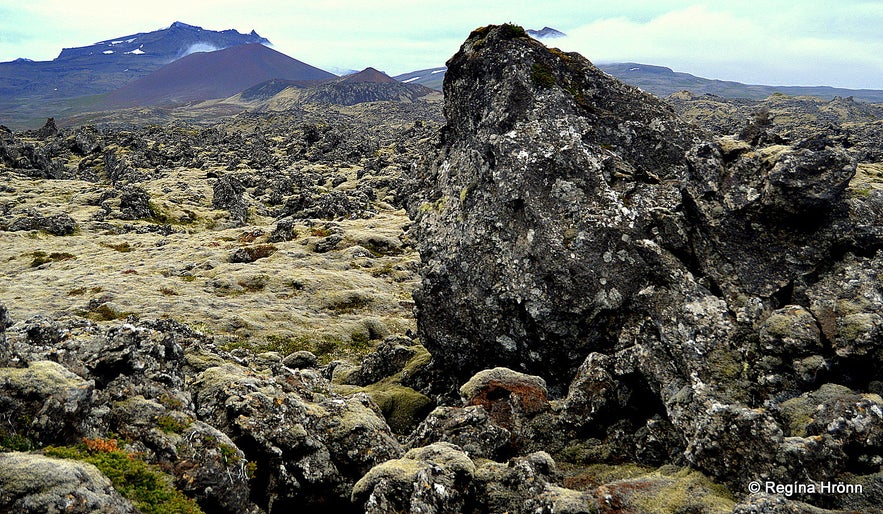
[2, 23, 883, 514]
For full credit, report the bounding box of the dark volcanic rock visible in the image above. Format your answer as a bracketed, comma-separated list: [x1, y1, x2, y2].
[409, 24, 702, 393]
[7, 210, 77, 235]
[212, 174, 249, 225]
[407, 23, 883, 509]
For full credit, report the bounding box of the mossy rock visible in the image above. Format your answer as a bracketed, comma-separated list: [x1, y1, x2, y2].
[337, 381, 433, 434]
[562, 463, 735, 514]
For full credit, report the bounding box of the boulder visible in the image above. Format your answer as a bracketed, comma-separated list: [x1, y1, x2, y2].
[192, 362, 402, 511]
[212, 174, 249, 225]
[0, 361, 93, 447]
[408, 24, 701, 393]
[0, 452, 136, 513]
[351, 442, 475, 514]
[7, 210, 77, 235]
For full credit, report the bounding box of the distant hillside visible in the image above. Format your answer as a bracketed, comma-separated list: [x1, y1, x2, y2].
[103, 43, 335, 107]
[340, 67, 398, 84]
[253, 67, 437, 108]
[393, 67, 447, 91]
[598, 63, 883, 102]
[395, 62, 883, 103]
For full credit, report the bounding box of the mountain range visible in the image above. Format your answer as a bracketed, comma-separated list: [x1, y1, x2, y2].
[395, 63, 883, 103]
[2, 21, 882, 130]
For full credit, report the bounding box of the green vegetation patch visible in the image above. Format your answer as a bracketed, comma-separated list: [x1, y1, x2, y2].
[81, 303, 132, 322]
[156, 414, 192, 434]
[44, 440, 204, 514]
[102, 241, 134, 253]
[499, 23, 528, 39]
[30, 251, 76, 267]
[531, 63, 556, 89]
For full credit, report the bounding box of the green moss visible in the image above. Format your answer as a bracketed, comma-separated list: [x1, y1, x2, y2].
[148, 202, 174, 224]
[30, 251, 76, 267]
[82, 304, 132, 321]
[779, 396, 814, 437]
[531, 63, 556, 89]
[324, 291, 373, 313]
[156, 414, 192, 434]
[0, 432, 35, 451]
[44, 444, 204, 514]
[365, 382, 435, 434]
[499, 23, 528, 39]
[103, 241, 133, 253]
[562, 462, 655, 488]
[237, 274, 269, 292]
[628, 467, 734, 514]
[417, 196, 448, 215]
[562, 463, 734, 513]
[310, 227, 333, 237]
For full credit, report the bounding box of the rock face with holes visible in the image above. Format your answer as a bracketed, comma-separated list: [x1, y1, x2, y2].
[408, 24, 882, 511]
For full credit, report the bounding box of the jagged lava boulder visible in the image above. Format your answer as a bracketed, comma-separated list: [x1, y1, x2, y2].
[408, 24, 882, 508]
[409, 23, 702, 393]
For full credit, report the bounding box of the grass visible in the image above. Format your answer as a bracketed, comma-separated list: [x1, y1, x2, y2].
[44, 439, 205, 514]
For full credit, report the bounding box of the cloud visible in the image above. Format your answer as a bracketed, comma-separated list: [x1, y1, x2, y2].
[554, 4, 883, 88]
[178, 42, 222, 59]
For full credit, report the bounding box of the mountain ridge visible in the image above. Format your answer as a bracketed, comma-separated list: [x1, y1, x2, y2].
[394, 62, 883, 103]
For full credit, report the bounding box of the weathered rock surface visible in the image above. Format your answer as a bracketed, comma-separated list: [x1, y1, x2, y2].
[408, 23, 883, 511]
[0, 360, 93, 446]
[192, 361, 403, 511]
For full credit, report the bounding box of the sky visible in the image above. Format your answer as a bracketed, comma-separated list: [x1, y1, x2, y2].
[1, 0, 882, 89]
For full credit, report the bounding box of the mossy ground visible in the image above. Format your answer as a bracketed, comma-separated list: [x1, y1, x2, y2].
[0, 166, 419, 355]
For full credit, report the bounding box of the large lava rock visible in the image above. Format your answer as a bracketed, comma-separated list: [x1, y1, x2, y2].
[409, 24, 701, 394]
[408, 24, 881, 507]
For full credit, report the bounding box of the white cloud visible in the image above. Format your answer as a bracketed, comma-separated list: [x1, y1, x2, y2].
[555, 4, 883, 88]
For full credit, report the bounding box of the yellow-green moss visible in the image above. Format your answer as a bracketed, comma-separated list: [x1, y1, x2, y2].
[43, 444, 204, 514]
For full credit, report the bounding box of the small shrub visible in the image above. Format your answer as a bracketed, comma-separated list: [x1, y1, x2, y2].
[229, 244, 277, 263]
[0, 432, 34, 452]
[500, 23, 527, 39]
[310, 227, 333, 237]
[83, 304, 131, 321]
[84, 437, 120, 453]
